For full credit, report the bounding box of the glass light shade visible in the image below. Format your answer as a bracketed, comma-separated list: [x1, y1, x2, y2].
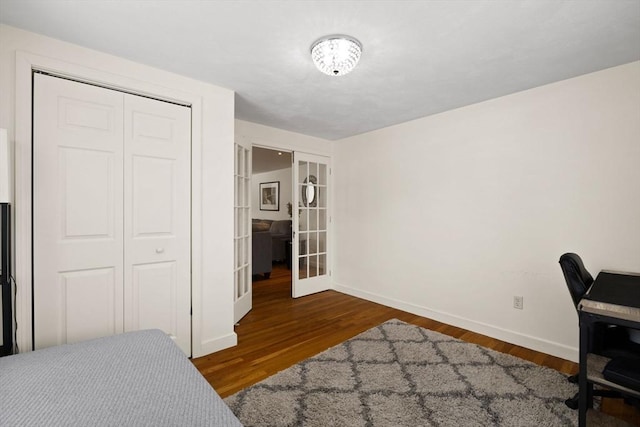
[311, 36, 362, 77]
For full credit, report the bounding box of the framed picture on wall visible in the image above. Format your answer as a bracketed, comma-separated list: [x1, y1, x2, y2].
[260, 181, 280, 211]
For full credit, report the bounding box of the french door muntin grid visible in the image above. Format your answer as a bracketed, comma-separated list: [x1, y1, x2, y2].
[234, 144, 251, 301]
[297, 160, 328, 280]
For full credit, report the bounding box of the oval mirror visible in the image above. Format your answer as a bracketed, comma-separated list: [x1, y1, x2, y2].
[302, 175, 317, 207]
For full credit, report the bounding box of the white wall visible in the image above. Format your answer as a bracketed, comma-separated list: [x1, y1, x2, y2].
[236, 120, 332, 156]
[252, 167, 292, 221]
[332, 61, 640, 362]
[0, 24, 236, 357]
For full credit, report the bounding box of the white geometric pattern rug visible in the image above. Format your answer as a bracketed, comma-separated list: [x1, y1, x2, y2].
[224, 319, 592, 426]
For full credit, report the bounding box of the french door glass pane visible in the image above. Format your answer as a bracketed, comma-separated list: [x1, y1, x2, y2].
[319, 231, 326, 253]
[308, 233, 317, 256]
[318, 254, 326, 276]
[233, 205, 238, 237]
[244, 150, 250, 178]
[309, 209, 317, 231]
[309, 255, 318, 278]
[317, 184, 327, 208]
[235, 145, 241, 175]
[318, 164, 326, 185]
[234, 176, 238, 207]
[299, 201, 308, 231]
[298, 229, 307, 280]
[237, 177, 242, 207]
[299, 233, 307, 256]
[241, 238, 247, 269]
[245, 207, 251, 235]
[318, 209, 326, 230]
[299, 257, 308, 279]
[299, 162, 308, 184]
[235, 239, 240, 269]
[243, 236, 250, 266]
[309, 162, 318, 183]
[244, 177, 250, 207]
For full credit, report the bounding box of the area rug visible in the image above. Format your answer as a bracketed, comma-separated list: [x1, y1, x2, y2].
[225, 319, 582, 426]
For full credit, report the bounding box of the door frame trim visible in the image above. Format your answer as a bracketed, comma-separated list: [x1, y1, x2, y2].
[14, 51, 204, 354]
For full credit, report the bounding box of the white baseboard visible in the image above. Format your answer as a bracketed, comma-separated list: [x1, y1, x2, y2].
[333, 281, 578, 363]
[195, 332, 237, 358]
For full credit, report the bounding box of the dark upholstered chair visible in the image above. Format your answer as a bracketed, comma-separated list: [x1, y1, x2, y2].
[252, 231, 272, 278]
[252, 219, 291, 264]
[559, 253, 638, 409]
[270, 220, 292, 262]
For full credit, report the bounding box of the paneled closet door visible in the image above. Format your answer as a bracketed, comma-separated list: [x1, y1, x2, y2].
[33, 73, 192, 355]
[123, 95, 191, 355]
[33, 73, 125, 349]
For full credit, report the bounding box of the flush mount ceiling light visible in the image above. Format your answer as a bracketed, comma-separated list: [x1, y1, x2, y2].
[311, 35, 362, 77]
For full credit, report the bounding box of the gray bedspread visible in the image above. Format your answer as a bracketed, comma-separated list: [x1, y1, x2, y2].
[0, 330, 242, 426]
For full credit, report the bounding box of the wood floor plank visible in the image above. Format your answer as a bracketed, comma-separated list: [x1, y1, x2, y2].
[192, 264, 640, 425]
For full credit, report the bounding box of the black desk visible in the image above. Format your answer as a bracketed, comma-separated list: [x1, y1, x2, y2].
[578, 271, 640, 426]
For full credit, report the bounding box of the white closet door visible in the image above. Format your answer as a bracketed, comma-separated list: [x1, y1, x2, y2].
[33, 74, 192, 355]
[123, 95, 191, 355]
[33, 73, 125, 349]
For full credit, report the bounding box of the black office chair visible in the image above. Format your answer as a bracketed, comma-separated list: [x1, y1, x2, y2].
[560, 253, 593, 309]
[559, 253, 636, 409]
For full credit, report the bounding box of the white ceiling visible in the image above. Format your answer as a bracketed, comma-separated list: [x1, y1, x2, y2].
[1, 1, 639, 140]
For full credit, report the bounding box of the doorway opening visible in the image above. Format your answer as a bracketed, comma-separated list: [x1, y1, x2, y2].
[251, 147, 293, 296]
[234, 144, 332, 323]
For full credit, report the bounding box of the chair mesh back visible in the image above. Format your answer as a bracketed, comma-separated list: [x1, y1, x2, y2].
[559, 253, 594, 310]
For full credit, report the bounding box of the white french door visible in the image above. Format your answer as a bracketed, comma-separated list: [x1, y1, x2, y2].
[233, 139, 252, 322]
[292, 152, 331, 297]
[33, 73, 192, 354]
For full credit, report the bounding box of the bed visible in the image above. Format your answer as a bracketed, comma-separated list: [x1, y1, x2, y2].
[0, 329, 242, 426]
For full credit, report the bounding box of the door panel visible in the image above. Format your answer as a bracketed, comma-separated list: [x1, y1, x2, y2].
[61, 268, 117, 345]
[132, 110, 176, 142]
[124, 95, 191, 355]
[130, 262, 177, 334]
[234, 139, 252, 323]
[60, 147, 115, 238]
[293, 152, 331, 297]
[132, 156, 175, 235]
[34, 73, 124, 349]
[58, 97, 115, 133]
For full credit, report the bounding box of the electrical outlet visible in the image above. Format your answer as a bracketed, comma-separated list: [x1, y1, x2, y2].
[513, 296, 524, 310]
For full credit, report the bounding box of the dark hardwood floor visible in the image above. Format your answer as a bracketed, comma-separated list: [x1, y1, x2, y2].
[192, 263, 640, 425]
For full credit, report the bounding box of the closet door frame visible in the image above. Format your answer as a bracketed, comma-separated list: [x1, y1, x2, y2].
[13, 52, 208, 354]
